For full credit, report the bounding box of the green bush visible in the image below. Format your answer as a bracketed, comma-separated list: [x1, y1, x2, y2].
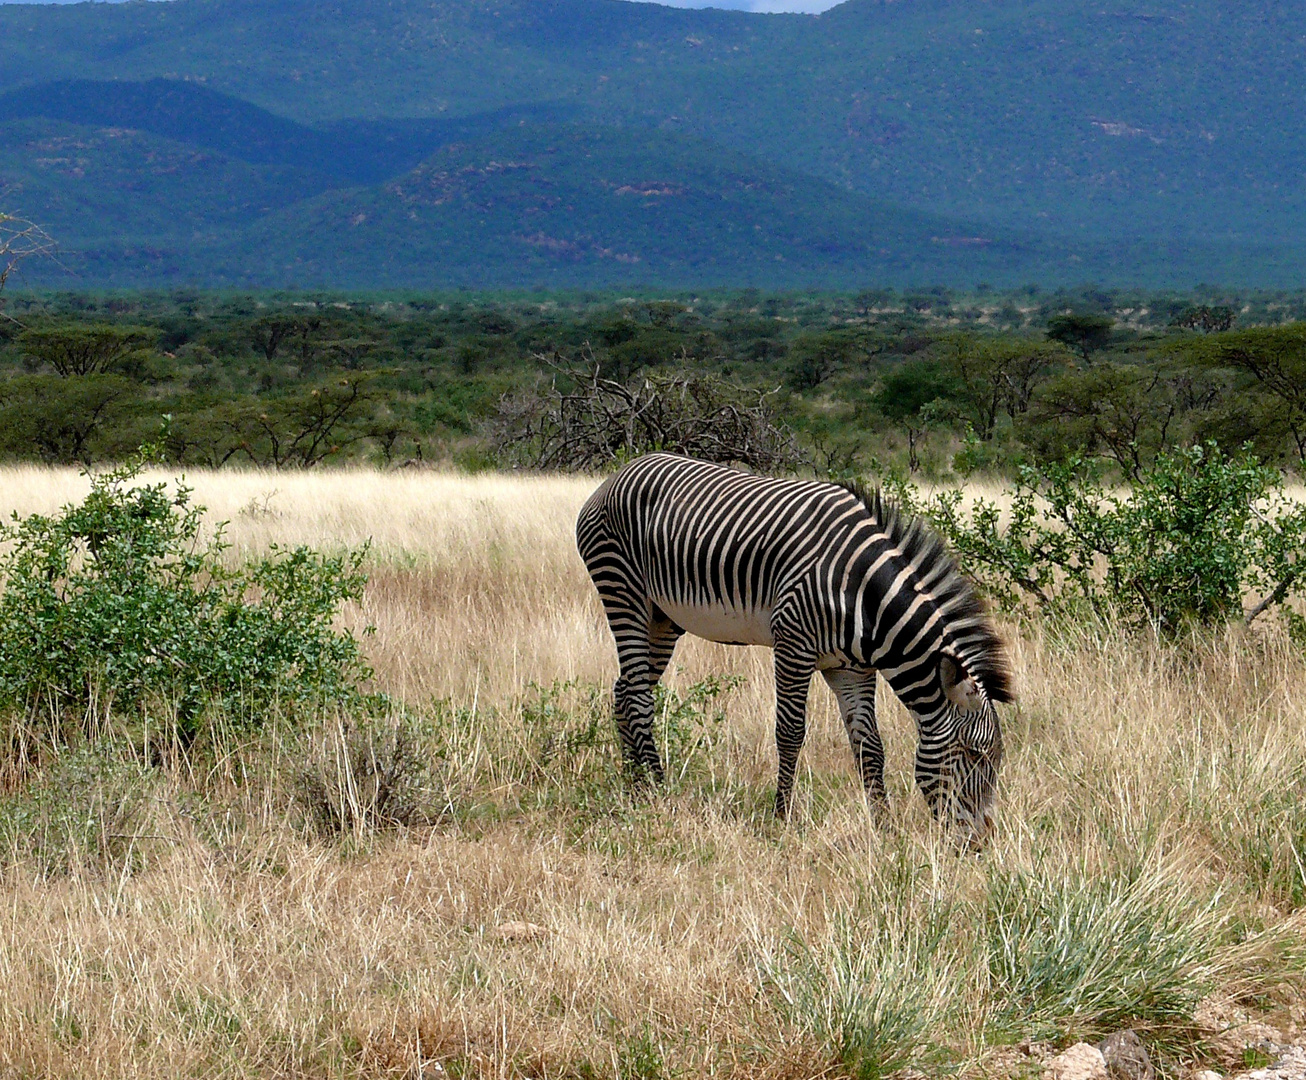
[517, 679, 615, 788]
[514, 675, 739, 791]
[0, 451, 371, 751]
[926, 444, 1306, 634]
[653, 673, 738, 784]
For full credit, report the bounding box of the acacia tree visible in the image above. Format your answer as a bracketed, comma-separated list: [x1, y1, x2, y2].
[1021, 363, 1206, 479]
[0, 374, 134, 464]
[936, 334, 1065, 441]
[221, 374, 383, 468]
[249, 314, 301, 363]
[787, 328, 887, 392]
[1046, 312, 1114, 363]
[17, 323, 156, 377]
[872, 359, 962, 472]
[1195, 327, 1306, 465]
[1171, 305, 1237, 334]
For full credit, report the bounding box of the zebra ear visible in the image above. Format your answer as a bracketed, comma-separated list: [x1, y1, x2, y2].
[940, 654, 984, 713]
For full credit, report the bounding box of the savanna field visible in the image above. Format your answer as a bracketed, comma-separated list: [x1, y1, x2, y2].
[1, 467, 1305, 1079]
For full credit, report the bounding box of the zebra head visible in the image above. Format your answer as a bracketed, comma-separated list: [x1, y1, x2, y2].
[849, 486, 1014, 848]
[912, 650, 1008, 849]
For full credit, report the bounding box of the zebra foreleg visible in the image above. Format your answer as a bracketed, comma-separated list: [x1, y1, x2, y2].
[613, 671, 662, 783]
[608, 614, 682, 787]
[772, 643, 817, 819]
[821, 666, 888, 817]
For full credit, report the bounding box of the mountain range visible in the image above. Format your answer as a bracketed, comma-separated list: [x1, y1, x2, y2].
[1, 0, 1303, 290]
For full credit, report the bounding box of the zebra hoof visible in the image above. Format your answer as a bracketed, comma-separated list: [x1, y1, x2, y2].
[625, 762, 665, 790]
[864, 799, 890, 828]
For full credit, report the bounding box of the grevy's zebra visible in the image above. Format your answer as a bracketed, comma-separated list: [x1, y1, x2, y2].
[576, 453, 1013, 844]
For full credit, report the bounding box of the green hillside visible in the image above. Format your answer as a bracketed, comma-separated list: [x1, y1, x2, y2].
[0, 116, 311, 236]
[214, 125, 1061, 290]
[3, 113, 1079, 289]
[1, 0, 1304, 287]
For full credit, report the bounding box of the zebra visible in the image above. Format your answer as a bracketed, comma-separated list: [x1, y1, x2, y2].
[575, 452, 1013, 844]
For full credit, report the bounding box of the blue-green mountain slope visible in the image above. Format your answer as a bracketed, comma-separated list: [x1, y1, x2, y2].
[217, 125, 1064, 290]
[0, 0, 1303, 286]
[2, 107, 1076, 288]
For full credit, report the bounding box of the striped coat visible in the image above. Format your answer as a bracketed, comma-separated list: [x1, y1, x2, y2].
[576, 453, 1012, 842]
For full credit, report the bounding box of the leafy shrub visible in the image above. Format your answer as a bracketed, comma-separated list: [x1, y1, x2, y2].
[515, 675, 739, 790]
[952, 428, 1012, 477]
[616, 1026, 667, 1080]
[926, 444, 1306, 633]
[518, 680, 616, 789]
[654, 673, 738, 784]
[0, 452, 371, 752]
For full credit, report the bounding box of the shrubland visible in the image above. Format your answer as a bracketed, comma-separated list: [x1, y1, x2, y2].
[0, 464, 1304, 1079]
[2, 286, 1306, 478]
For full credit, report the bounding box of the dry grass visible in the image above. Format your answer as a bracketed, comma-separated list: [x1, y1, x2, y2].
[1, 466, 1305, 1079]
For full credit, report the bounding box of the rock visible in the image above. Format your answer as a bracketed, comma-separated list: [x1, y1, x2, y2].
[492, 920, 546, 942]
[1020, 1039, 1056, 1061]
[1097, 1030, 1154, 1080]
[1197, 995, 1252, 1032]
[984, 1047, 1036, 1076]
[1194, 995, 1291, 1066]
[1045, 1042, 1109, 1080]
[1230, 1045, 1306, 1080]
[1239, 1023, 1288, 1054]
[1192, 1071, 1224, 1080]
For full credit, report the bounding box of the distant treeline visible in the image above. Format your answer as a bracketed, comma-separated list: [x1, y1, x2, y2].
[1, 285, 1304, 477]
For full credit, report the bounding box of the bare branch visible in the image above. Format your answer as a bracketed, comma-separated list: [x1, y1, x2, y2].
[1245, 571, 1299, 626]
[494, 354, 806, 473]
[0, 212, 56, 322]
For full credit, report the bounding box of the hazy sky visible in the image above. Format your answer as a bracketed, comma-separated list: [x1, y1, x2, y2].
[1, 0, 844, 10]
[634, 0, 840, 11]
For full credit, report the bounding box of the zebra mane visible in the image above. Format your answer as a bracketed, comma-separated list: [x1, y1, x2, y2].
[840, 480, 1014, 704]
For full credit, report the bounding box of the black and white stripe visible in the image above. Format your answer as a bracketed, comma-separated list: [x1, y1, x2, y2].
[576, 453, 1013, 841]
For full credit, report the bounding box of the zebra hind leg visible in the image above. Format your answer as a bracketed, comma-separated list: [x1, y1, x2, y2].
[613, 668, 662, 784]
[646, 609, 683, 687]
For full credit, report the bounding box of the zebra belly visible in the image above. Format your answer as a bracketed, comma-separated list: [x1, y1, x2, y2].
[656, 597, 774, 647]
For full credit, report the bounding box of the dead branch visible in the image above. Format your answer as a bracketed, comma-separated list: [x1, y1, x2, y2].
[0, 213, 56, 321]
[494, 354, 806, 473]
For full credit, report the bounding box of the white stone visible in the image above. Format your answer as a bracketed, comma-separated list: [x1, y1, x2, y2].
[1230, 1045, 1306, 1080]
[492, 920, 547, 942]
[1045, 1043, 1108, 1080]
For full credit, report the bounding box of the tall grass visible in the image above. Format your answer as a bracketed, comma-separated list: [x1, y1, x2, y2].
[0, 466, 1303, 1078]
